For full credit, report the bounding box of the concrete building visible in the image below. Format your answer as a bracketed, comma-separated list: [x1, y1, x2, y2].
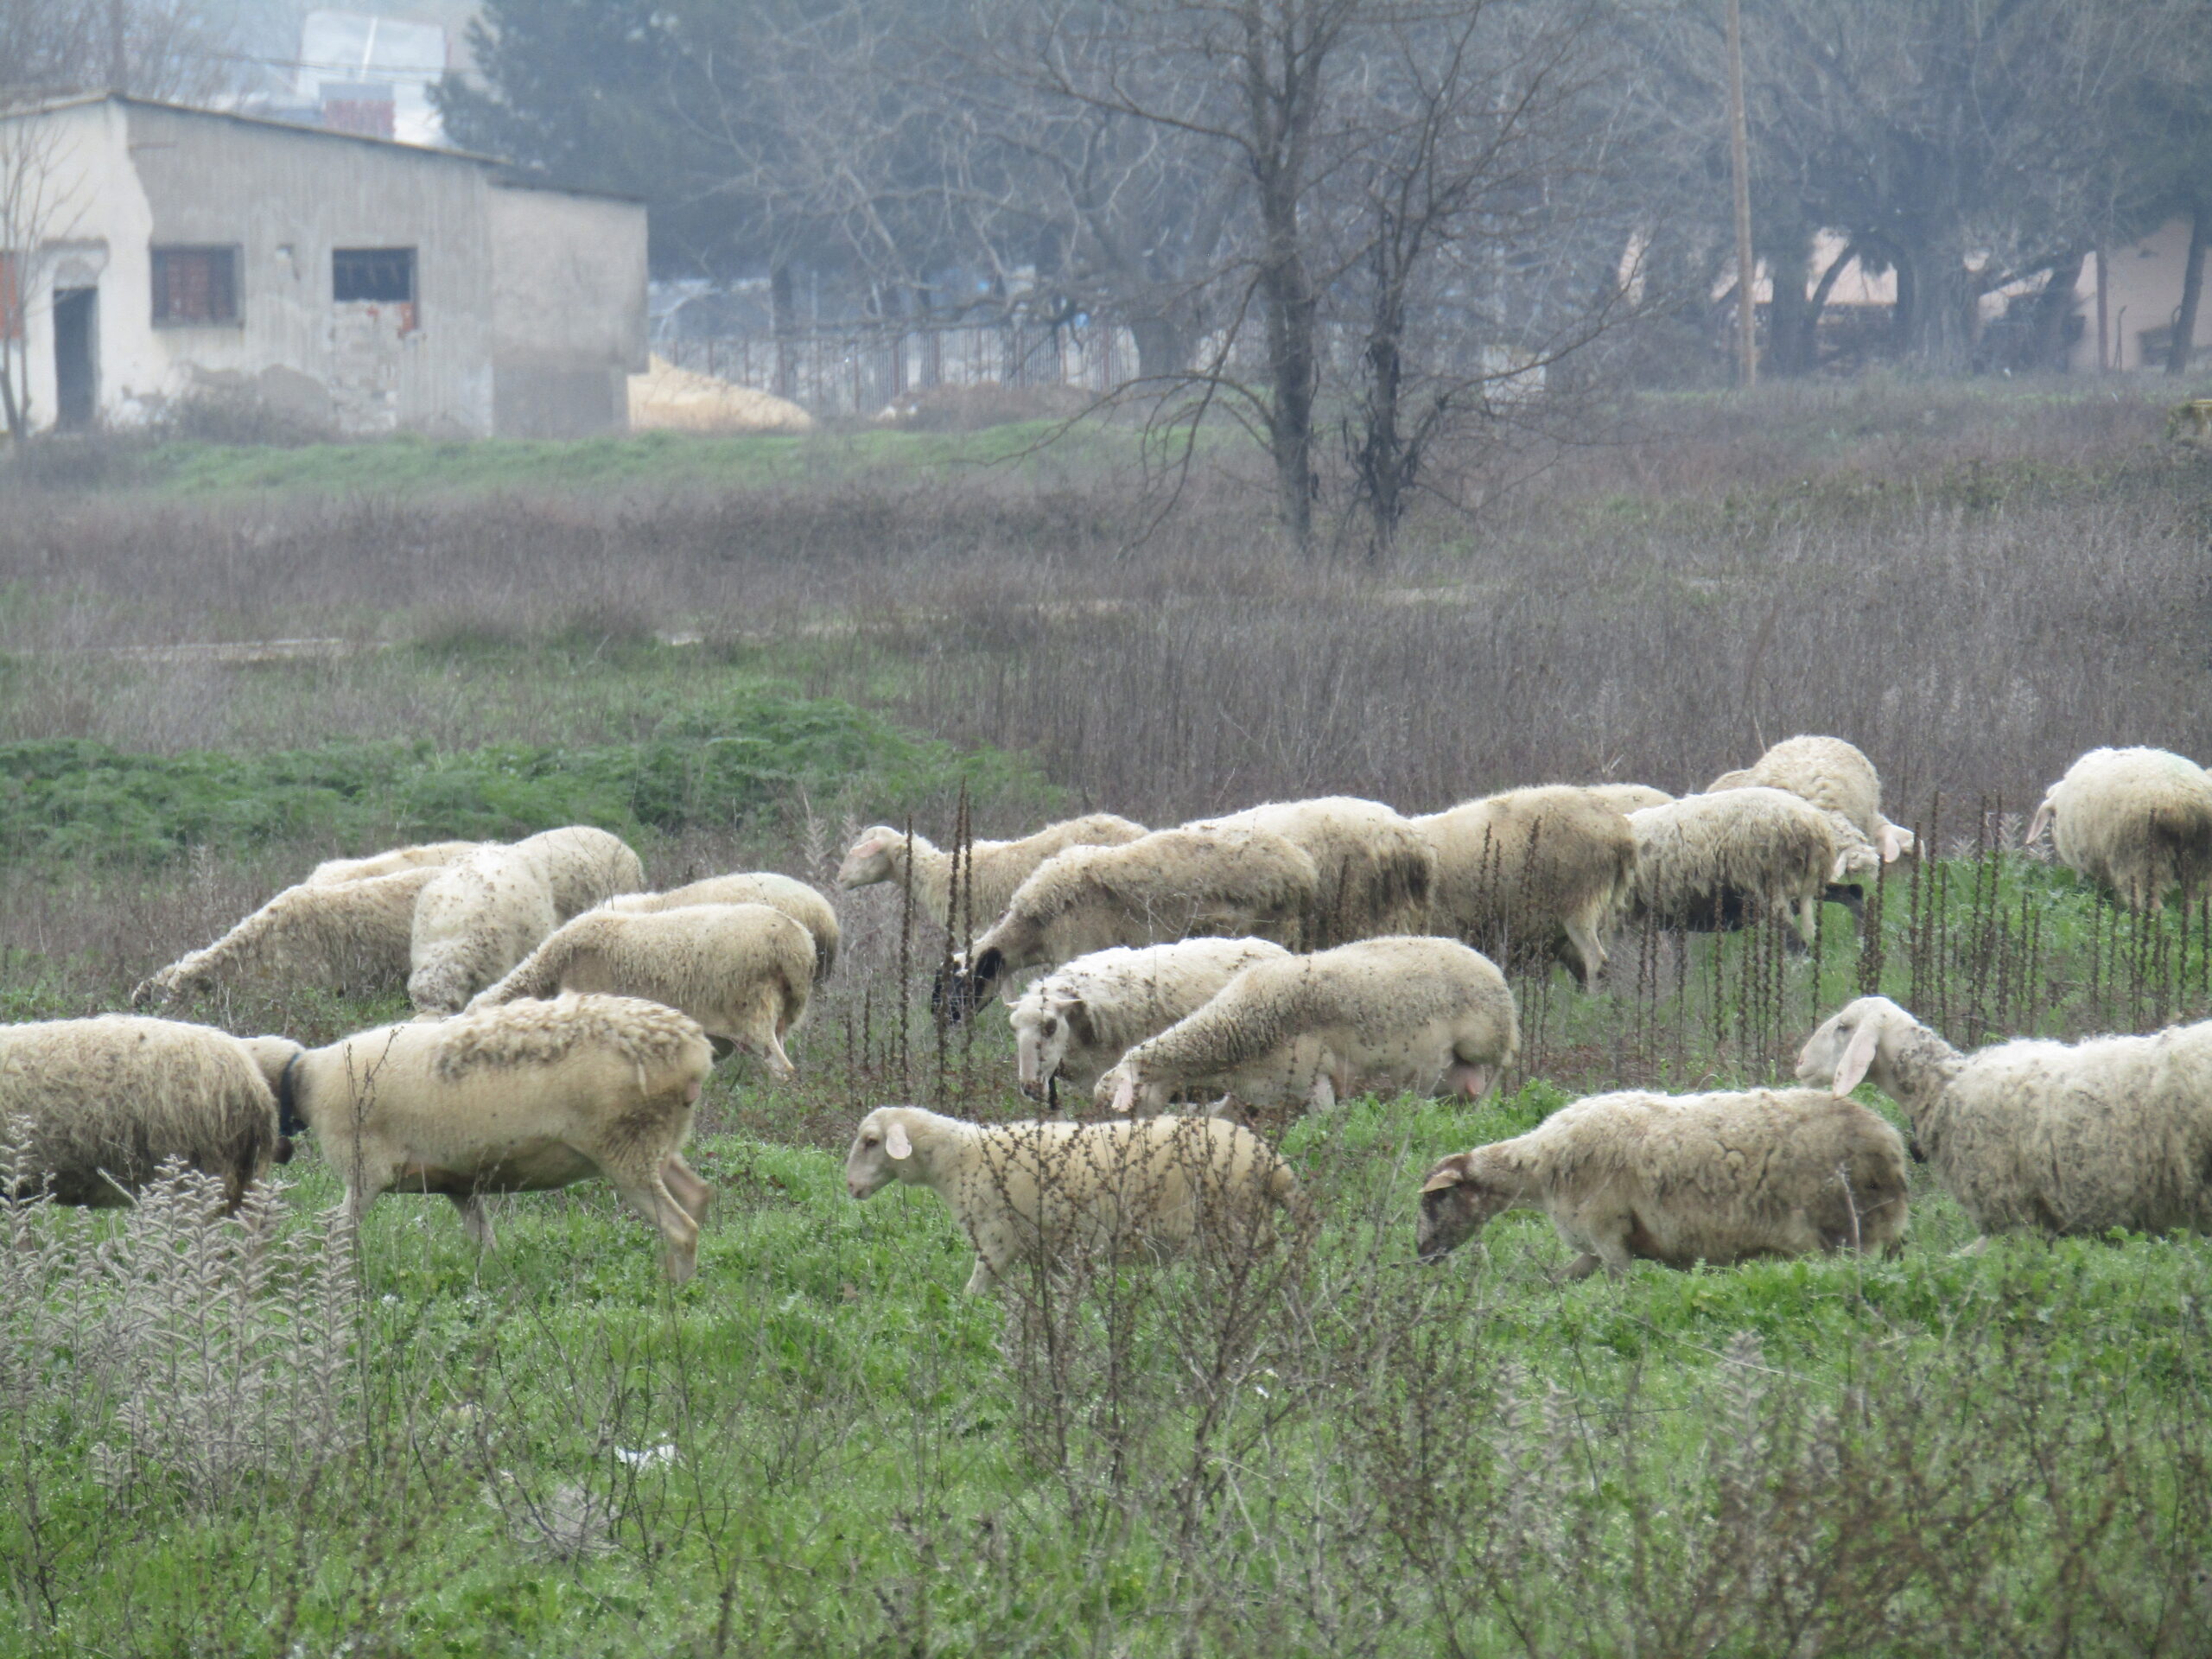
[2071, 219, 2211, 374]
[0, 94, 645, 438]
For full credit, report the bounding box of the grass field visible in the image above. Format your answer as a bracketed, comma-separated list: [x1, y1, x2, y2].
[4, 381, 2212, 1655]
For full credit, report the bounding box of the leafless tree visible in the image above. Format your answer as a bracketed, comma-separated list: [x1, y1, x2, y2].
[0, 111, 87, 439]
[0, 0, 238, 102]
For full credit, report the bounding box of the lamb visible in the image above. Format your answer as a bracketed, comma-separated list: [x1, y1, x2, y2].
[601, 871, 840, 982]
[308, 841, 482, 886]
[1413, 1087, 1910, 1275]
[836, 813, 1148, 933]
[132, 864, 443, 1007]
[2025, 747, 2212, 912]
[468, 903, 813, 1079]
[408, 845, 560, 1015]
[1190, 797, 1434, 947]
[844, 1104, 1300, 1294]
[1709, 735, 1913, 862]
[510, 825, 647, 920]
[1577, 784, 1673, 816]
[1010, 938, 1294, 1106]
[0, 1016, 286, 1209]
[1626, 787, 1877, 948]
[1797, 995, 2212, 1242]
[279, 994, 716, 1281]
[1097, 935, 1520, 1116]
[936, 825, 1320, 1018]
[1413, 786, 1637, 988]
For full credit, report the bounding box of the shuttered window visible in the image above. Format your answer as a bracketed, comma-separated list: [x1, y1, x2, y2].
[152, 246, 241, 325]
[332, 247, 415, 303]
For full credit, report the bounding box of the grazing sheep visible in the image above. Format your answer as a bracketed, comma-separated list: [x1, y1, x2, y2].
[1413, 786, 1637, 988]
[836, 813, 1149, 932]
[1578, 784, 1673, 816]
[1414, 1087, 1910, 1275]
[510, 826, 646, 920]
[1627, 787, 1875, 948]
[937, 826, 1320, 1018]
[285, 995, 716, 1281]
[1709, 735, 1913, 862]
[1798, 995, 2212, 1242]
[408, 846, 560, 1015]
[844, 1104, 1300, 1294]
[308, 841, 482, 887]
[601, 872, 840, 982]
[133, 865, 443, 1007]
[1192, 797, 1434, 947]
[0, 1016, 285, 1208]
[2026, 747, 2212, 912]
[1098, 935, 1519, 1116]
[469, 903, 813, 1079]
[1010, 938, 1294, 1105]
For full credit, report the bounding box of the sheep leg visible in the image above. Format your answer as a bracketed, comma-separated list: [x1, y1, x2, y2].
[1793, 896, 1819, 951]
[610, 1170, 702, 1284]
[1306, 1071, 1338, 1114]
[449, 1193, 498, 1250]
[661, 1155, 715, 1229]
[963, 1256, 999, 1295]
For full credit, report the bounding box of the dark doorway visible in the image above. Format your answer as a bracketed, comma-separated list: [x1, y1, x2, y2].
[53, 286, 97, 429]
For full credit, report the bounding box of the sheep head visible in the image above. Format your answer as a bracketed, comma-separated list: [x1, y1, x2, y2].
[1414, 1154, 1516, 1262]
[1012, 990, 1090, 1102]
[836, 828, 906, 890]
[1796, 995, 1914, 1097]
[846, 1105, 925, 1198]
[931, 946, 1003, 1024]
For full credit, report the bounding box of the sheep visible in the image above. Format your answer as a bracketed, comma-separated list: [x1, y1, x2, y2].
[935, 825, 1320, 1019]
[1413, 786, 1637, 988]
[601, 871, 840, 982]
[1626, 787, 1876, 949]
[468, 903, 813, 1079]
[1191, 797, 1434, 947]
[408, 845, 560, 1015]
[1097, 935, 1520, 1117]
[132, 864, 443, 1008]
[308, 841, 482, 886]
[1577, 784, 1673, 816]
[1797, 995, 2212, 1242]
[1009, 938, 1294, 1106]
[836, 813, 1149, 933]
[1413, 1087, 1910, 1275]
[283, 994, 716, 1281]
[509, 825, 646, 920]
[844, 1104, 1300, 1294]
[1709, 735, 1913, 862]
[2025, 747, 2212, 912]
[0, 1016, 285, 1209]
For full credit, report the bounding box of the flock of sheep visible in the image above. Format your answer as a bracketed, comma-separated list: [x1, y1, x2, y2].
[4, 736, 2212, 1294]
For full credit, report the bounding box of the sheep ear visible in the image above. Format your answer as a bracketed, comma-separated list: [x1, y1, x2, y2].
[885, 1121, 912, 1160]
[1879, 823, 1909, 862]
[1833, 1019, 1881, 1097]
[1109, 1076, 1136, 1114]
[2025, 802, 2054, 848]
[1420, 1166, 1463, 1194]
[1059, 996, 1095, 1047]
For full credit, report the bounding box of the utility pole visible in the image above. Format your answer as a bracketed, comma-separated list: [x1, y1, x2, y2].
[1726, 0, 1757, 387]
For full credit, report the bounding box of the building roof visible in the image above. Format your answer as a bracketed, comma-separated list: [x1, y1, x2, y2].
[0, 91, 643, 204]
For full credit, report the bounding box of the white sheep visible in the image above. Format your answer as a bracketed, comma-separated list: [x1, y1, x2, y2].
[1097, 935, 1520, 1116]
[1009, 938, 1294, 1105]
[1413, 786, 1638, 988]
[1414, 1087, 1910, 1274]
[510, 825, 647, 920]
[2025, 747, 2212, 912]
[1709, 734, 1913, 861]
[1627, 787, 1876, 948]
[600, 871, 839, 982]
[1191, 796, 1435, 947]
[1798, 995, 2212, 1242]
[938, 825, 1320, 1017]
[408, 845, 560, 1015]
[0, 1016, 287, 1208]
[468, 903, 813, 1079]
[275, 994, 716, 1281]
[133, 864, 444, 1007]
[308, 841, 482, 886]
[836, 812, 1148, 932]
[844, 1104, 1300, 1294]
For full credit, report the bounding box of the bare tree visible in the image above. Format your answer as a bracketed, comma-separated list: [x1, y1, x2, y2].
[0, 111, 87, 439]
[0, 0, 238, 102]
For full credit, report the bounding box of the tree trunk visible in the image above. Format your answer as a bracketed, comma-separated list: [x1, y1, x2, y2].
[2168, 199, 2207, 377]
[1897, 234, 1974, 373]
[770, 263, 797, 400]
[1128, 314, 1189, 383]
[1764, 228, 1811, 377]
[2030, 250, 2086, 373]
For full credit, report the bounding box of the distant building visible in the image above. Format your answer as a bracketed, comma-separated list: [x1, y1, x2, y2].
[2072, 220, 2211, 373]
[0, 93, 645, 438]
[296, 10, 452, 149]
